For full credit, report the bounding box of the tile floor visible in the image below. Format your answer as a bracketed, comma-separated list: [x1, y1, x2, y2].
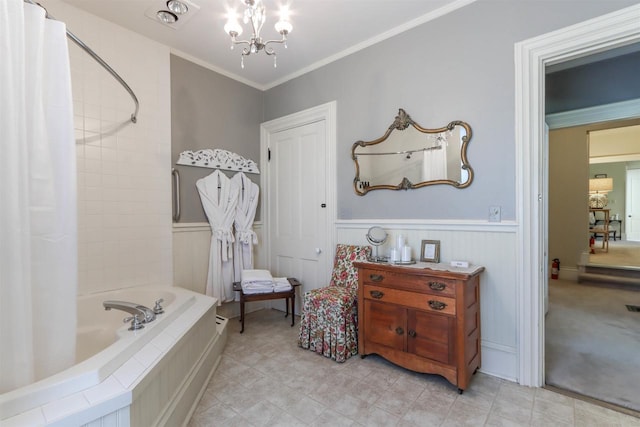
[189, 309, 640, 427]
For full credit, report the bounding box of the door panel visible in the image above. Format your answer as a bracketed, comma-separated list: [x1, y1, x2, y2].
[268, 120, 328, 292]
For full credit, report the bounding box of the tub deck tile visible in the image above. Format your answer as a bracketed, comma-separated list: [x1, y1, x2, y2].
[113, 357, 146, 389]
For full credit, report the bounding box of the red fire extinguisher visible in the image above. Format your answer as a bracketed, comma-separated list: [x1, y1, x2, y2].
[551, 258, 560, 280]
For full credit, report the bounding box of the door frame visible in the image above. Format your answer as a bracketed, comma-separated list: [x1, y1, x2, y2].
[515, 3, 640, 387]
[260, 101, 337, 277]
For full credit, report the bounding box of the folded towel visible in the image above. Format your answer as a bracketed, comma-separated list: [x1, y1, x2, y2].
[242, 285, 276, 294]
[241, 269, 274, 286]
[273, 277, 292, 292]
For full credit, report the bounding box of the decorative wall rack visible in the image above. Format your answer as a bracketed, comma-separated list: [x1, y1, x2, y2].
[176, 149, 260, 174]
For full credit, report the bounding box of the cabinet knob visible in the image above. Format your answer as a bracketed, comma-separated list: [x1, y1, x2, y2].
[428, 300, 447, 311]
[369, 274, 384, 282]
[395, 327, 404, 335]
[408, 330, 417, 338]
[429, 282, 446, 291]
[370, 290, 384, 299]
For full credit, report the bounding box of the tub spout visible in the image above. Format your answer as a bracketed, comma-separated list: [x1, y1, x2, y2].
[103, 300, 156, 323]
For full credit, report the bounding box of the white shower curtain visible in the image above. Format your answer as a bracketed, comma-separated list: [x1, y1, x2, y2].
[0, 1, 77, 392]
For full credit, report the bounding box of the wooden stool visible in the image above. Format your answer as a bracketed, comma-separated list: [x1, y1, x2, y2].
[233, 278, 301, 333]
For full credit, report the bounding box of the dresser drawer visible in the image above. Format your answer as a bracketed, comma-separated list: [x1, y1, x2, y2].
[363, 284, 456, 315]
[360, 268, 456, 298]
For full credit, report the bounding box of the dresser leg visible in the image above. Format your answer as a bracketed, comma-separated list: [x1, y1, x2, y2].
[457, 388, 463, 395]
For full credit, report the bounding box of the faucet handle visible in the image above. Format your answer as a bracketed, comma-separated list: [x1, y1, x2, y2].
[153, 298, 165, 315]
[123, 314, 145, 331]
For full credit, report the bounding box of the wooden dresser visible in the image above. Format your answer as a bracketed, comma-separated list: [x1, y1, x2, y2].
[354, 262, 484, 393]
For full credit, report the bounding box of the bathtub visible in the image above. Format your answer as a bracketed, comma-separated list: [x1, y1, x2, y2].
[1, 286, 228, 426]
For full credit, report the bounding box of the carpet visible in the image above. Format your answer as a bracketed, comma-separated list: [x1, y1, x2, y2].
[545, 279, 640, 412]
[589, 240, 640, 268]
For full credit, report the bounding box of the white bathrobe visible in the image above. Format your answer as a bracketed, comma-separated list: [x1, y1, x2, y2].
[197, 170, 239, 304]
[231, 172, 259, 285]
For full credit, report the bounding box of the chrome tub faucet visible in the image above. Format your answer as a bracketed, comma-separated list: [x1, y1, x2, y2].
[103, 300, 157, 330]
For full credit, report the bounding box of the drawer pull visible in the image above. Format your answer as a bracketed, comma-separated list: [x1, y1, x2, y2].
[369, 274, 384, 282]
[429, 282, 446, 291]
[408, 330, 417, 338]
[370, 290, 384, 299]
[395, 327, 404, 335]
[428, 300, 447, 311]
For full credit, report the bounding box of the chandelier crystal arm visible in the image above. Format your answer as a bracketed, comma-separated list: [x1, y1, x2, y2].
[224, 0, 292, 68]
[263, 34, 288, 48]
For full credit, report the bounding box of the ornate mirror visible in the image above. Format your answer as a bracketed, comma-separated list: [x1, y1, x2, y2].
[352, 109, 473, 195]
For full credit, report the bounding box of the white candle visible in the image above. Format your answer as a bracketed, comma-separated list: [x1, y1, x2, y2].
[396, 234, 405, 251]
[401, 245, 411, 262]
[390, 248, 400, 262]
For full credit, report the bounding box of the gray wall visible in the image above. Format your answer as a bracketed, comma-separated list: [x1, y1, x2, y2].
[263, 0, 637, 220]
[171, 55, 264, 223]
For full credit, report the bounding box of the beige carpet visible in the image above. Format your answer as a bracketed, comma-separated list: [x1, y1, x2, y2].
[589, 240, 640, 268]
[545, 279, 640, 412]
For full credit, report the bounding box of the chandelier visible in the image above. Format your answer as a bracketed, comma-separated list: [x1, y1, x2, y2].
[224, 0, 293, 69]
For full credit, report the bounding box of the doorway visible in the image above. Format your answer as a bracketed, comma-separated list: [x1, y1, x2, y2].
[260, 101, 337, 313]
[515, 3, 640, 389]
[546, 120, 640, 412]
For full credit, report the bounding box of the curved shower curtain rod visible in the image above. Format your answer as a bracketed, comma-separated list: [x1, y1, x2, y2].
[24, 0, 139, 123]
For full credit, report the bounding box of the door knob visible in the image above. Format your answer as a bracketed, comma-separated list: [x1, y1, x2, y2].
[315, 248, 322, 254]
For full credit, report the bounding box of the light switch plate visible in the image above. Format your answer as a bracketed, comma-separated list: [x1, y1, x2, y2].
[489, 206, 501, 222]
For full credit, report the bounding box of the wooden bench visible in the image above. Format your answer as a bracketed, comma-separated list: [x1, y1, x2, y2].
[232, 278, 301, 333]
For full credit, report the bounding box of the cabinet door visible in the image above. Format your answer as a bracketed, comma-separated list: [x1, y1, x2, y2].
[407, 310, 454, 365]
[364, 300, 405, 350]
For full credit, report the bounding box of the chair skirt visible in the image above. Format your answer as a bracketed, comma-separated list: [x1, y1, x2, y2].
[298, 286, 358, 362]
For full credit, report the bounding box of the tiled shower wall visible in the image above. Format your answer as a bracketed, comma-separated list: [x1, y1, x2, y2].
[46, 0, 173, 295]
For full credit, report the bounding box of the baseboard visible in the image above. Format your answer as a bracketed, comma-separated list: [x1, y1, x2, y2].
[557, 267, 578, 282]
[479, 341, 517, 382]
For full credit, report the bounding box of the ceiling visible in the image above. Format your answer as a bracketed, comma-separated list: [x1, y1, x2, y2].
[60, 0, 466, 90]
[589, 125, 640, 164]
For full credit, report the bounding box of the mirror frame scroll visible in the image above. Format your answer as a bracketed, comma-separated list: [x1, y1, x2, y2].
[351, 109, 474, 196]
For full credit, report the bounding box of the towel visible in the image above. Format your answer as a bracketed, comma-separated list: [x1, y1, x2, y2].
[241, 269, 273, 286]
[273, 277, 292, 292]
[242, 284, 275, 294]
[241, 269, 274, 294]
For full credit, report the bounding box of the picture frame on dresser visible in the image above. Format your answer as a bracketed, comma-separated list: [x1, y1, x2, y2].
[420, 240, 441, 263]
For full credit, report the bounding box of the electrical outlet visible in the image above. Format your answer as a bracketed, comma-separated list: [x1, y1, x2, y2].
[489, 206, 501, 222]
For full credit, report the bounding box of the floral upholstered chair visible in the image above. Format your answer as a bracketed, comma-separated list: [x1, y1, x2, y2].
[298, 244, 371, 362]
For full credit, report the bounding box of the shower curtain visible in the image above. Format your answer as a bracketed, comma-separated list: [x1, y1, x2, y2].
[0, 0, 77, 392]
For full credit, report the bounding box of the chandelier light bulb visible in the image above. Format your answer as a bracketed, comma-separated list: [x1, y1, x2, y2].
[224, 17, 243, 37]
[274, 19, 292, 35]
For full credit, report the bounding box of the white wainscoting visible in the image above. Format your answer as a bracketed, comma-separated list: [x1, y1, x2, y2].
[172, 222, 266, 319]
[336, 219, 518, 382]
[173, 220, 518, 381]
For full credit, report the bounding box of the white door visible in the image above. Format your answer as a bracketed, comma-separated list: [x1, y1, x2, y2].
[266, 119, 331, 306]
[626, 168, 640, 241]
